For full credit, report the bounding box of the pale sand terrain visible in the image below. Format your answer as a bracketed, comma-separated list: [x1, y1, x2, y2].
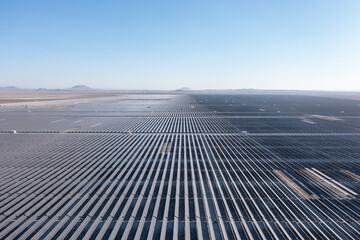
[0, 91, 119, 103]
[0, 91, 174, 108]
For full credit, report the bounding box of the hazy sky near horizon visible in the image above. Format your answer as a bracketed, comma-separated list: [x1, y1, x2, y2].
[1, 1, 360, 90]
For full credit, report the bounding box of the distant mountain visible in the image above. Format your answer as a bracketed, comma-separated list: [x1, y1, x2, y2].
[175, 87, 192, 92]
[0, 85, 98, 92]
[0, 86, 22, 91]
[69, 85, 92, 90]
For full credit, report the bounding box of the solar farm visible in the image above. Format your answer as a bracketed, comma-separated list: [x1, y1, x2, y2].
[0, 93, 360, 239]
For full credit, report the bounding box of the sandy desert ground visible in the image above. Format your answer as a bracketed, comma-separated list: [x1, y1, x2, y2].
[0, 91, 172, 108]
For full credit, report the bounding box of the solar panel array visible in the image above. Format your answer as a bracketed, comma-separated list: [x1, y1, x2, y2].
[0, 94, 359, 239]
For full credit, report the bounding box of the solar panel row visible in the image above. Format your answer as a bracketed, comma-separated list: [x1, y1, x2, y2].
[0, 94, 359, 239]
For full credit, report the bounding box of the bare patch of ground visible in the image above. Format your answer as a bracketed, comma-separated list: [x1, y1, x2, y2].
[0, 91, 176, 109]
[0, 91, 120, 104]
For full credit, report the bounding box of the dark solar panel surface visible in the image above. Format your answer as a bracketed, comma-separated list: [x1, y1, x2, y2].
[0, 94, 359, 239]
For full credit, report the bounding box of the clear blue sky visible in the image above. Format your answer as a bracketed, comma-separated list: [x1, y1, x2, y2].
[1, 0, 360, 90]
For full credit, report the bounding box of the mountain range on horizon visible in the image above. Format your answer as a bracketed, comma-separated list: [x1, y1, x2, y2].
[1, 85, 360, 93]
[0, 85, 95, 92]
